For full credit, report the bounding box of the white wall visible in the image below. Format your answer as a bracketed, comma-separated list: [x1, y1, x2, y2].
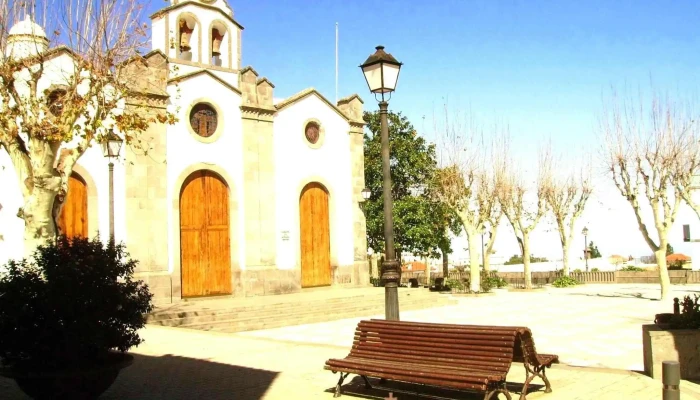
[165, 73, 244, 273]
[0, 52, 127, 265]
[273, 94, 355, 270]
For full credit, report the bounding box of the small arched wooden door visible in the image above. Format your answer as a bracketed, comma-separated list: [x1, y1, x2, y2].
[180, 170, 232, 297]
[57, 172, 88, 238]
[299, 182, 331, 288]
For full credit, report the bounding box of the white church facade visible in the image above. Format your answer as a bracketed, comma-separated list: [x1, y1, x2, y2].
[0, 0, 370, 303]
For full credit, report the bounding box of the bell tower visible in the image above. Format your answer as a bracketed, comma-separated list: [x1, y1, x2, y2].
[150, 0, 243, 70]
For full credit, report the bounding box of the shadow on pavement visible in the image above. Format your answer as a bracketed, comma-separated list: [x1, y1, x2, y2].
[0, 353, 280, 400]
[325, 376, 544, 400]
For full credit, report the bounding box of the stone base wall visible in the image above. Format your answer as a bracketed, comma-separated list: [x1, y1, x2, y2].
[135, 272, 173, 305]
[241, 269, 301, 296]
[141, 263, 371, 304]
[642, 324, 700, 380]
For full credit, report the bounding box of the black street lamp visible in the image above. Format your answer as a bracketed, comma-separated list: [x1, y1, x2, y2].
[360, 45, 402, 320]
[582, 226, 589, 272]
[101, 129, 123, 242]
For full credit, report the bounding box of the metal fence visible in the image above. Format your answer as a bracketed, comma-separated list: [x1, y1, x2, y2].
[392, 269, 700, 287]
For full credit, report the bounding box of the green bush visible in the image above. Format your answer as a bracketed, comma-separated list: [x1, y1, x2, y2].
[0, 236, 153, 370]
[445, 278, 464, 291]
[591, 268, 600, 272]
[552, 276, 580, 288]
[670, 295, 700, 329]
[484, 276, 508, 289]
[620, 265, 644, 272]
[572, 268, 582, 273]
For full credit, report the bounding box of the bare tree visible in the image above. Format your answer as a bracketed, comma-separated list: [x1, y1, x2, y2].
[542, 146, 593, 276]
[673, 130, 700, 222]
[496, 138, 549, 290]
[0, 0, 176, 255]
[432, 105, 502, 292]
[600, 89, 692, 299]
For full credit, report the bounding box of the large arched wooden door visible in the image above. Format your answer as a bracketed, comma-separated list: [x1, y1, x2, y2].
[57, 172, 88, 238]
[180, 170, 232, 297]
[299, 182, 331, 288]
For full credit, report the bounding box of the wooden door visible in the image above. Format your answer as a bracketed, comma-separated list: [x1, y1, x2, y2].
[299, 182, 331, 288]
[57, 173, 88, 238]
[180, 170, 232, 297]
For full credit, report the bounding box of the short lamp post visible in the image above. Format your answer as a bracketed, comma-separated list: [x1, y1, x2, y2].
[360, 45, 402, 321]
[582, 226, 589, 272]
[101, 130, 123, 242]
[360, 187, 372, 205]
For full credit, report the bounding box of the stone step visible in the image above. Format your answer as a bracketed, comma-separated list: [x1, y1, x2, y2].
[190, 299, 455, 333]
[148, 289, 440, 321]
[150, 295, 453, 327]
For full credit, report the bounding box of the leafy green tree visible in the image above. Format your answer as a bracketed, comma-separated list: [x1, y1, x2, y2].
[363, 110, 459, 269]
[666, 243, 674, 255]
[587, 241, 602, 258]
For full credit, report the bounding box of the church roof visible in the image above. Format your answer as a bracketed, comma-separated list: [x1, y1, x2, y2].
[167, 69, 241, 95]
[275, 88, 353, 122]
[9, 15, 47, 38]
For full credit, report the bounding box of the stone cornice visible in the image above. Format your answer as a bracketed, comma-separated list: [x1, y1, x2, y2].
[256, 77, 275, 88]
[338, 93, 364, 105]
[240, 104, 275, 122]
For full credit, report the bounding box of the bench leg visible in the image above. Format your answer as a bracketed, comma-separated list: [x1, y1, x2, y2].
[334, 372, 349, 397]
[485, 383, 512, 400]
[539, 366, 552, 393]
[521, 364, 553, 399]
[361, 375, 373, 389]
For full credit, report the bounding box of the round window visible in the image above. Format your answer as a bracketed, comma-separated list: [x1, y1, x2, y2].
[189, 103, 218, 137]
[305, 122, 320, 145]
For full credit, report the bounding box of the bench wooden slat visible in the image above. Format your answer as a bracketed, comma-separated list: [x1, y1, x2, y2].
[349, 349, 512, 371]
[354, 336, 515, 353]
[326, 359, 491, 388]
[354, 332, 515, 347]
[360, 321, 518, 336]
[340, 357, 506, 380]
[324, 364, 488, 392]
[345, 353, 511, 374]
[352, 342, 513, 360]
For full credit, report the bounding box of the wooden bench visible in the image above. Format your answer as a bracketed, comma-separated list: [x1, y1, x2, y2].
[325, 319, 557, 400]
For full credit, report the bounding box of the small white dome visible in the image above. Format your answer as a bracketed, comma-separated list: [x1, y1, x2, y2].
[8, 15, 46, 38]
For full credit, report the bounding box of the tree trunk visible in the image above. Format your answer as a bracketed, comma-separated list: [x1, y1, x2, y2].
[522, 232, 532, 289]
[22, 184, 59, 258]
[561, 239, 570, 276]
[467, 232, 480, 292]
[483, 225, 499, 272]
[442, 248, 449, 277]
[656, 241, 671, 300]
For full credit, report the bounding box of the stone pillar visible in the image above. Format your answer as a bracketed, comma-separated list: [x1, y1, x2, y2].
[121, 52, 172, 303]
[239, 67, 279, 293]
[338, 94, 369, 286]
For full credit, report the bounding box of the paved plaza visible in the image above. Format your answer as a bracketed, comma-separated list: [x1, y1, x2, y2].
[2, 284, 700, 399]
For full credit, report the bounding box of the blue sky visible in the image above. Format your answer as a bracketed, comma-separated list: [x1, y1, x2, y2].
[149, 0, 700, 151]
[144, 0, 700, 261]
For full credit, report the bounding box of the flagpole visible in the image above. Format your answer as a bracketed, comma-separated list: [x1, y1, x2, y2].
[335, 22, 339, 104]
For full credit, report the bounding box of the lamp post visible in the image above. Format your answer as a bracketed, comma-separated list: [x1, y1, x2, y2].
[360, 45, 402, 320]
[101, 129, 123, 242]
[360, 187, 372, 204]
[582, 226, 589, 272]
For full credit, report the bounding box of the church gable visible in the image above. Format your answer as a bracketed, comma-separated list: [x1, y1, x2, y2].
[168, 69, 241, 96]
[275, 88, 350, 122]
